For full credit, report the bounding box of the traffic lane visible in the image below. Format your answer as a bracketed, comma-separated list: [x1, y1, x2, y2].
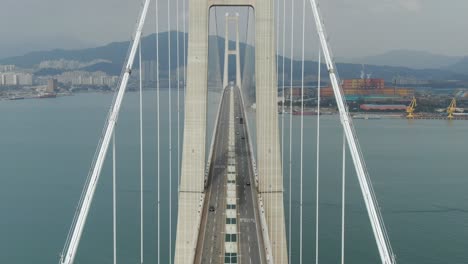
[200, 91, 228, 263]
[236, 87, 266, 263]
[199, 89, 230, 264]
[236, 124, 258, 263]
[234, 89, 264, 263]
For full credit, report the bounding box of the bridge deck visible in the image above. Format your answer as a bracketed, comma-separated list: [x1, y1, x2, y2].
[196, 86, 265, 264]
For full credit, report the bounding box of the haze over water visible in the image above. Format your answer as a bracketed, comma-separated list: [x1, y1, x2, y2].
[0, 91, 467, 263]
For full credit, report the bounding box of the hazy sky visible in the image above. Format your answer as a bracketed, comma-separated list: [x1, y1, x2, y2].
[1, 0, 467, 58]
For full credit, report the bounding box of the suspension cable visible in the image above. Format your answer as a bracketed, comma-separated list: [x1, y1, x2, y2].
[265, 1, 272, 239]
[139, 38, 144, 264]
[167, 0, 173, 262]
[341, 132, 346, 264]
[288, 0, 295, 262]
[275, 0, 280, 259]
[155, 0, 161, 262]
[266, 0, 272, 257]
[183, 0, 186, 89]
[280, 0, 286, 262]
[315, 47, 321, 264]
[112, 132, 117, 264]
[308, 1, 396, 262]
[58, 2, 151, 263]
[300, 0, 306, 262]
[176, 0, 181, 193]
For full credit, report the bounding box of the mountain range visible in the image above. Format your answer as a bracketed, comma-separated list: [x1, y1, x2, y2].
[1, 32, 467, 82]
[341, 50, 463, 70]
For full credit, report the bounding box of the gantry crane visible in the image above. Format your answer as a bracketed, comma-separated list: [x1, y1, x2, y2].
[406, 97, 417, 119]
[447, 98, 457, 119]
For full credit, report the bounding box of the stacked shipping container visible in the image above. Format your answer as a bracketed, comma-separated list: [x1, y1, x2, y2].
[320, 78, 414, 98]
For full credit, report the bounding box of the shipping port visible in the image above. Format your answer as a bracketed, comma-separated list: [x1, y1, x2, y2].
[278, 77, 468, 121]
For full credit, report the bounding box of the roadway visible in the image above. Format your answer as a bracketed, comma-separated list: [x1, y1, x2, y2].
[233, 86, 266, 264]
[196, 86, 265, 264]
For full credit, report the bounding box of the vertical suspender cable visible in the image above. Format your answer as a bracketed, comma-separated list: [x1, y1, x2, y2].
[176, 0, 181, 191]
[265, 5, 269, 232]
[263, 0, 269, 247]
[281, 0, 286, 155]
[288, 1, 295, 263]
[167, 1, 173, 262]
[300, 0, 306, 262]
[275, 1, 282, 258]
[281, 0, 286, 262]
[112, 132, 117, 264]
[275, 0, 279, 254]
[270, 0, 274, 247]
[276, 1, 280, 96]
[270, 0, 275, 255]
[139, 39, 144, 264]
[341, 132, 346, 264]
[155, 0, 161, 262]
[315, 47, 321, 264]
[183, 0, 186, 87]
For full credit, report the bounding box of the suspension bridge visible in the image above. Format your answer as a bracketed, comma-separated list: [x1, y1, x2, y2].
[58, 0, 396, 263]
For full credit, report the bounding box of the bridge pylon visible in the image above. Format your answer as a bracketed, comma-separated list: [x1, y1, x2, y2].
[175, 0, 288, 263]
[223, 13, 242, 90]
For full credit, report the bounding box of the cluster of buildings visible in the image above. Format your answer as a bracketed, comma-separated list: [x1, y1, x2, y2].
[0, 65, 15, 72]
[141, 60, 157, 82]
[0, 65, 33, 86]
[1, 70, 118, 88]
[38, 59, 111, 70]
[0, 60, 119, 89]
[0, 72, 33, 86]
[50, 71, 119, 86]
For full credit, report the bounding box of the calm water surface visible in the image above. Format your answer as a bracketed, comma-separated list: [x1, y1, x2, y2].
[0, 91, 467, 263]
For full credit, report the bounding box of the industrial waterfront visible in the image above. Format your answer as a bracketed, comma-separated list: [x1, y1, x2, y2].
[0, 91, 467, 264]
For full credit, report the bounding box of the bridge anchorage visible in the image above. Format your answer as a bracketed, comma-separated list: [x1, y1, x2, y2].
[59, 0, 396, 263]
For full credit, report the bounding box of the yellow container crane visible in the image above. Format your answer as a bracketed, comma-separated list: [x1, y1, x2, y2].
[447, 98, 457, 119]
[406, 97, 417, 119]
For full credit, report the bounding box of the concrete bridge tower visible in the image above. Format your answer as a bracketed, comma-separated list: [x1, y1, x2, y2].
[175, 0, 287, 262]
[222, 13, 242, 90]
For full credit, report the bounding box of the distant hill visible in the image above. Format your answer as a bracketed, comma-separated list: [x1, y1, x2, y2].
[80, 62, 123, 75]
[2, 33, 468, 82]
[0, 36, 94, 60]
[0, 41, 128, 69]
[342, 50, 462, 70]
[282, 59, 468, 84]
[34, 68, 66, 76]
[446, 56, 468, 74]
